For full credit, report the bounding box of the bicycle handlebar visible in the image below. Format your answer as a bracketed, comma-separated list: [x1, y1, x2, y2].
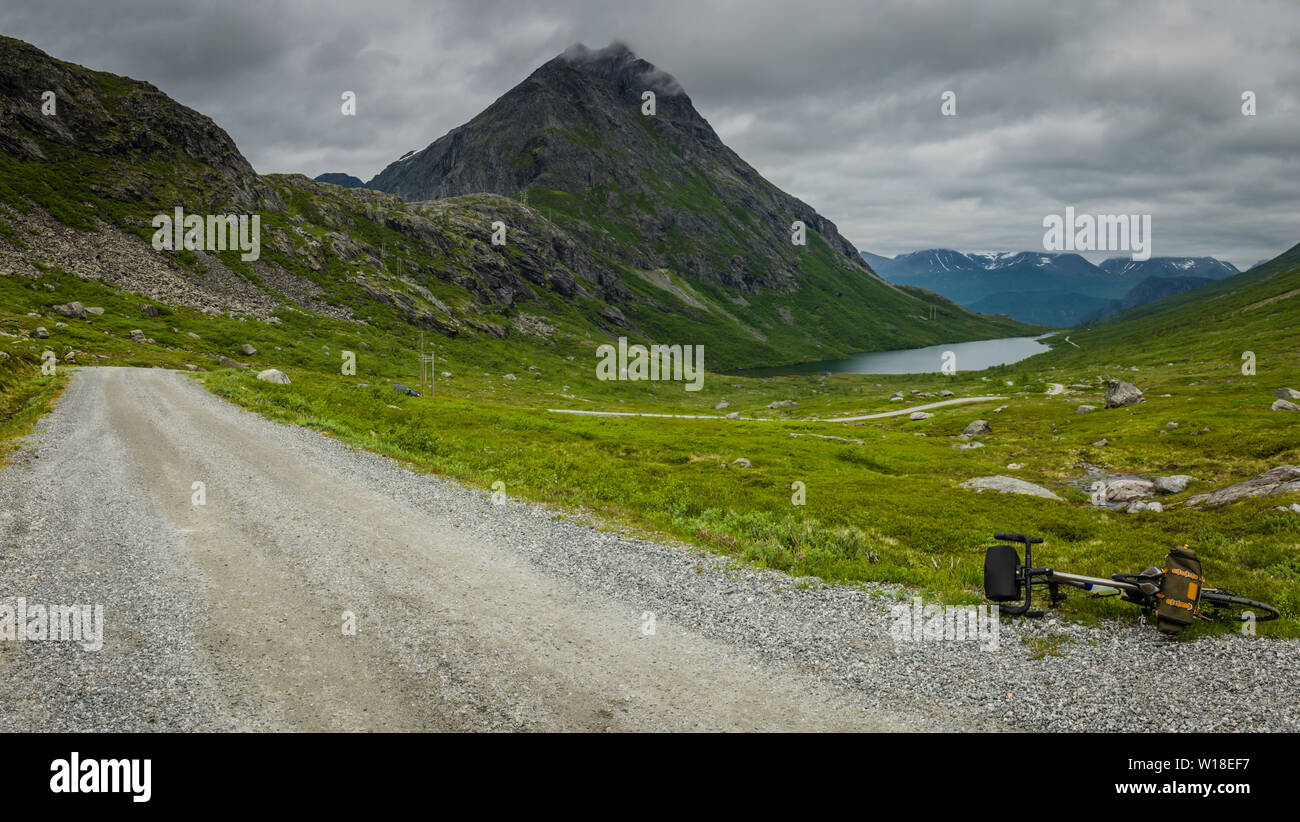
[995, 532, 1043, 544]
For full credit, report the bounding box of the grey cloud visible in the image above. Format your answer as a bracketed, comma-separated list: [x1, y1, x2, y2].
[0, 0, 1295, 268]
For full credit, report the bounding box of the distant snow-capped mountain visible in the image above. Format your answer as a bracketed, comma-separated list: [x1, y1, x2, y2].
[860, 248, 1239, 326]
[1098, 257, 1238, 281]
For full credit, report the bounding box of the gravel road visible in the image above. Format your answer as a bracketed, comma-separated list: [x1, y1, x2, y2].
[1, 367, 1297, 732]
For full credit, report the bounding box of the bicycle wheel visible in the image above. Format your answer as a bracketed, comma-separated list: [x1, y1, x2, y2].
[1199, 589, 1281, 622]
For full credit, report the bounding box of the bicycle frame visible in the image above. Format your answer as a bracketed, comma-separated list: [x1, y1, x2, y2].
[990, 532, 1144, 616]
[987, 531, 1281, 625]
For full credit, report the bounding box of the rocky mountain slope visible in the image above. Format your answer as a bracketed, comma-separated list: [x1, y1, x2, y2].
[364, 43, 1030, 360]
[0, 36, 1028, 372]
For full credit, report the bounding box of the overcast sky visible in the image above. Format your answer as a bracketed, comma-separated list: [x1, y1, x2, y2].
[2, 0, 1296, 268]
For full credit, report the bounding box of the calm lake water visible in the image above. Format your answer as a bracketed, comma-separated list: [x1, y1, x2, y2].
[742, 334, 1055, 376]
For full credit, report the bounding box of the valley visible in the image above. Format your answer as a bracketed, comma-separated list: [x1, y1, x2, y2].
[0, 29, 1298, 736]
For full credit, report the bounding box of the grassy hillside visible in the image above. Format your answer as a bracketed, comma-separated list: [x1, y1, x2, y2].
[1040, 242, 1300, 369]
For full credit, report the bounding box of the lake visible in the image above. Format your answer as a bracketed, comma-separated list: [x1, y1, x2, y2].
[741, 334, 1055, 376]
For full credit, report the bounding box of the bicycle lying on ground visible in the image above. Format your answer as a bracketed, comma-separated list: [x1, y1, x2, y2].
[984, 532, 1280, 632]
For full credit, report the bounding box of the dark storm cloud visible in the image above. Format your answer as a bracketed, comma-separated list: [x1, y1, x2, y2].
[0, 0, 1295, 267]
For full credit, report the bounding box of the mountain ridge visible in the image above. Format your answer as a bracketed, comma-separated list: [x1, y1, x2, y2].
[863, 247, 1240, 325]
[0, 36, 1030, 372]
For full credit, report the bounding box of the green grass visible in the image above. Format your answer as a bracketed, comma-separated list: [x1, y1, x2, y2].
[5, 194, 1299, 637]
[0, 352, 67, 467]
[5, 244, 1299, 637]
[190, 336, 1300, 637]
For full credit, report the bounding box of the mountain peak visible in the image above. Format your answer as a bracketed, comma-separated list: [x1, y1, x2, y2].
[544, 42, 684, 97]
[365, 42, 872, 291]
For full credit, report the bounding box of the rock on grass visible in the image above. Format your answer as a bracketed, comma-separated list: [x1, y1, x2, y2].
[959, 475, 1061, 500]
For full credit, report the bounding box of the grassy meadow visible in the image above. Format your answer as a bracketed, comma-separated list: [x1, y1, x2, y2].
[4, 250, 1300, 637]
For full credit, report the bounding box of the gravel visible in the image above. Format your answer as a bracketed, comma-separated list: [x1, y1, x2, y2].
[2, 366, 1298, 732]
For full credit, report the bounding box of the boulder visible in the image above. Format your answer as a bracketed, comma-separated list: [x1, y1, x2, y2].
[724, 412, 740, 419]
[1105, 380, 1144, 408]
[939, 390, 955, 397]
[440, 372, 452, 378]
[1154, 475, 1193, 494]
[767, 400, 797, 409]
[53, 301, 86, 319]
[256, 368, 291, 384]
[240, 343, 258, 356]
[962, 420, 992, 437]
[715, 399, 730, 410]
[140, 304, 161, 317]
[1101, 479, 1155, 502]
[1076, 405, 1098, 414]
[908, 411, 933, 421]
[959, 476, 1061, 501]
[33, 327, 49, 338]
[1186, 465, 1300, 508]
[731, 457, 752, 469]
[217, 356, 247, 369]
[1275, 388, 1300, 400]
[503, 373, 517, 381]
[1272, 399, 1300, 411]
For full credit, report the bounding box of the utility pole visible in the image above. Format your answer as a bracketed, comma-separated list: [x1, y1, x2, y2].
[418, 330, 435, 399]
